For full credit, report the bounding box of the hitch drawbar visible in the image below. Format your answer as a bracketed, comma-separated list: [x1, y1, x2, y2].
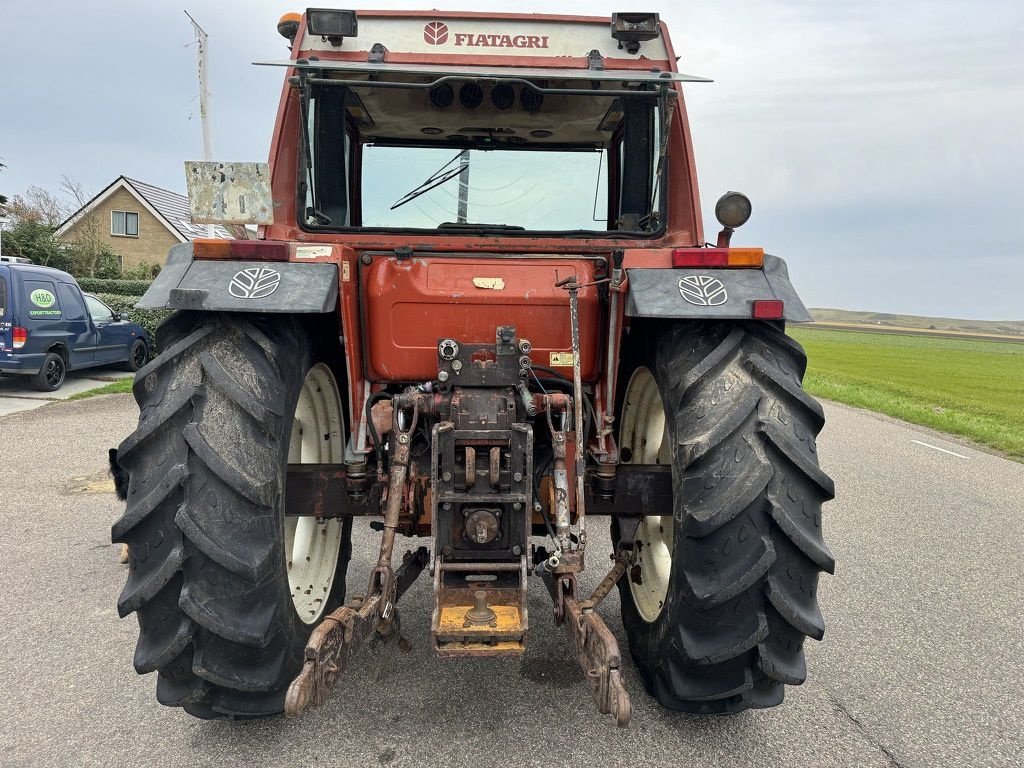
[287, 309, 634, 725]
[285, 547, 429, 717]
[285, 545, 633, 726]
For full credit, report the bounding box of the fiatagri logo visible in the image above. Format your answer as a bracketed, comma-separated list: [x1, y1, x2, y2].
[423, 21, 550, 49]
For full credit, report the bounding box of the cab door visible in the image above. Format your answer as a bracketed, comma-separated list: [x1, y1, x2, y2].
[56, 283, 97, 369]
[85, 294, 131, 365]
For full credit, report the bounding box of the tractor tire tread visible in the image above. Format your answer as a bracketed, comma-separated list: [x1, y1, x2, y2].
[618, 320, 834, 714]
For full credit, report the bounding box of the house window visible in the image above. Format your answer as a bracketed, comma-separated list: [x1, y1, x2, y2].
[111, 210, 139, 237]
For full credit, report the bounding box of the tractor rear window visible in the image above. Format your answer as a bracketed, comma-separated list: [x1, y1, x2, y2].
[361, 147, 607, 231]
[300, 77, 668, 236]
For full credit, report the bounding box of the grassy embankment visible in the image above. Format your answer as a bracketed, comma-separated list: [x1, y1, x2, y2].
[68, 378, 134, 400]
[790, 327, 1024, 460]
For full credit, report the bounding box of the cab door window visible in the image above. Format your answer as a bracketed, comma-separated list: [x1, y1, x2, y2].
[85, 295, 114, 324]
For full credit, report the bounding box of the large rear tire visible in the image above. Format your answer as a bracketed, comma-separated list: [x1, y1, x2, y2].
[615, 320, 835, 713]
[112, 312, 352, 718]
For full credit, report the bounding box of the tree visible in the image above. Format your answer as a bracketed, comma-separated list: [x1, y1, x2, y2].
[3, 186, 70, 228]
[60, 176, 106, 277]
[0, 175, 77, 270]
[0, 219, 74, 271]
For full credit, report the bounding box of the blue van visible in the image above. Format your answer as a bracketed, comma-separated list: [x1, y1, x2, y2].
[0, 263, 151, 391]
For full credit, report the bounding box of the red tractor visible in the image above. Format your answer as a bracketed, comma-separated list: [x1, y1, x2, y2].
[112, 9, 834, 725]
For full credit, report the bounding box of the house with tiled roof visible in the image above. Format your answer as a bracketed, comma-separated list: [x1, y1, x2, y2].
[55, 175, 232, 272]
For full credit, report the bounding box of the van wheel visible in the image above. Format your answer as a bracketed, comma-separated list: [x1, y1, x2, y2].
[122, 339, 149, 372]
[32, 352, 66, 391]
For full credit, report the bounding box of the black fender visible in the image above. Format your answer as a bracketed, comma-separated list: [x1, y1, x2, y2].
[136, 242, 338, 314]
[624, 254, 812, 322]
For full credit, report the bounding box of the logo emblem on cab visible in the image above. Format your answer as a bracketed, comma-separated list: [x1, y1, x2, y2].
[229, 267, 281, 299]
[424, 21, 449, 45]
[678, 275, 728, 306]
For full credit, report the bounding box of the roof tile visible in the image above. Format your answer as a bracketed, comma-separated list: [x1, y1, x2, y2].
[123, 177, 234, 240]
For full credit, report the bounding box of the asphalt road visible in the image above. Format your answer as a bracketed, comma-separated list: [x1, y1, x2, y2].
[1, 395, 1021, 767]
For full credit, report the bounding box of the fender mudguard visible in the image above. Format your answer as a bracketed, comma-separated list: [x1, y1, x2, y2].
[624, 254, 812, 322]
[136, 243, 338, 314]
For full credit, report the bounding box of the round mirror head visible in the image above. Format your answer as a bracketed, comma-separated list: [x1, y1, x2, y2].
[715, 191, 752, 229]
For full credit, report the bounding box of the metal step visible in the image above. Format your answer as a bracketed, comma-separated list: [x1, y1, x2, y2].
[430, 555, 529, 657]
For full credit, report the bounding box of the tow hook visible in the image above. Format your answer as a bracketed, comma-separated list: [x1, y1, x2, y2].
[285, 546, 429, 717]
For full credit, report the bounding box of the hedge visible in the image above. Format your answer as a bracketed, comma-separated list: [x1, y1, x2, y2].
[78, 277, 153, 296]
[94, 293, 172, 354]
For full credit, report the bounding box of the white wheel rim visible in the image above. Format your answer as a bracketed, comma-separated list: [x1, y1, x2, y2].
[619, 367, 673, 623]
[285, 363, 345, 624]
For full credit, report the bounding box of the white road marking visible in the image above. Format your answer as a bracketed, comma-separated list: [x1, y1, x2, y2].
[911, 439, 969, 459]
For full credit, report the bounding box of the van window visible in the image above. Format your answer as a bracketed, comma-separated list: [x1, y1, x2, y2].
[23, 280, 62, 320]
[85, 295, 115, 324]
[0, 276, 7, 317]
[58, 283, 88, 322]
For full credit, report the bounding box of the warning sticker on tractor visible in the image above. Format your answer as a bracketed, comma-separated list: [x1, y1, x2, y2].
[472, 277, 505, 290]
[549, 352, 575, 367]
[295, 245, 332, 259]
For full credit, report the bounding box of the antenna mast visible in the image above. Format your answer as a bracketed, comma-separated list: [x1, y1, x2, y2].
[185, 11, 215, 238]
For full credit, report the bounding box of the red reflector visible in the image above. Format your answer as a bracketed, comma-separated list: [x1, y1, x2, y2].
[672, 247, 764, 268]
[192, 239, 232, 259]
[672, 248, 729, 268]
[193, 239, 291, 261]
[13, 327, 27, 349]
[231, 240, 291, 261]
[752, 300, 785, 319]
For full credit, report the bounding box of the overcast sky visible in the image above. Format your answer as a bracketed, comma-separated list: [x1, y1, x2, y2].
[1, 1, 1020, 319]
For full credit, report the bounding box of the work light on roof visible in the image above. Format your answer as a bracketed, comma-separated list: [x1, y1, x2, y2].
[714, 191, 753, 247]
[611, 13, 661, 54]
[277, 12, 301, 44]
[305, 8, 358, 46]
[715, 192, 752, 230]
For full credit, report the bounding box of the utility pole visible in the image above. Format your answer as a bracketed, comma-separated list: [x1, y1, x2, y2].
[186, 10, 215, 238]
[457, 151, 470, 223]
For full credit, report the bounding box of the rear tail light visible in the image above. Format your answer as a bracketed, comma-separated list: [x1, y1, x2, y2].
[672, 247, 763, 268]
[752, 300, 785, 319]
[13, 327, 27, 349]
[193, 239, 291, 261]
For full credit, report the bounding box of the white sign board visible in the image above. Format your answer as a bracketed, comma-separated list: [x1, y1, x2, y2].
[185, 161, 274, 226]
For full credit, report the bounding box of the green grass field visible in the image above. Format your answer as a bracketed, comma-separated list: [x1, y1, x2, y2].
[790, 327, 1024, 459]
[67, 328, 1023, 459]
[68, 377, 134, 400]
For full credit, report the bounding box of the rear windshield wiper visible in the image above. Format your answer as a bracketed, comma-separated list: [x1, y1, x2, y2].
[436, 222, 525, 231]
[390, 150, 467, 211]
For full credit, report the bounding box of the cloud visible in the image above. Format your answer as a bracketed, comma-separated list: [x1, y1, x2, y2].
[1, 0, 1020, 318]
